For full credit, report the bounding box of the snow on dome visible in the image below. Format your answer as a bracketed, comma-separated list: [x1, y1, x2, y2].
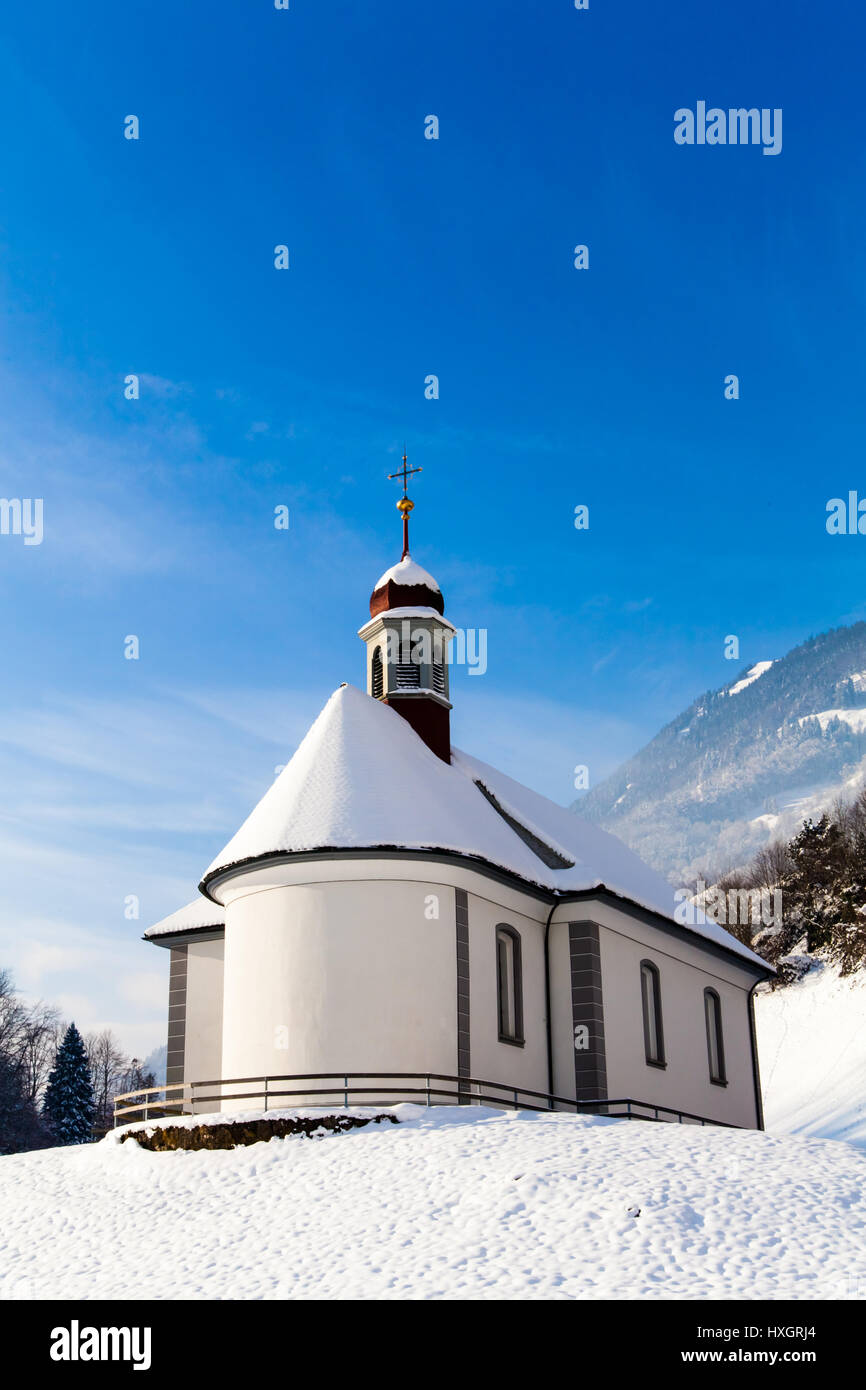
[144, 897, 225, 940]
[374, 556, 440, 593]
[200, 685, 766, 968]
[369, 554, 445, 618]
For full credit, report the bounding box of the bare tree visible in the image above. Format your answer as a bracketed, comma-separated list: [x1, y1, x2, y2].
[18, 1001, 63, 1105]
[0, 969, 27, 1059]
[85, 1029, 128, 1130]
[116, 1058, 156, 1099]
[749, 840, 792, 891]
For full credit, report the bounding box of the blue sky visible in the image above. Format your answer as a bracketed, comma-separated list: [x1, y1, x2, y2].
[0, 0, 864, 1053]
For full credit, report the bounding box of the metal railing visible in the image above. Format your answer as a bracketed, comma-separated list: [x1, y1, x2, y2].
[113, 1070, 739, 1129]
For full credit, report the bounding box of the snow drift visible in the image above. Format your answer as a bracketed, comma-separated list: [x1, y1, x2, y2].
[1, 1104, 864, 1300]
[755, 961, 866, 1149]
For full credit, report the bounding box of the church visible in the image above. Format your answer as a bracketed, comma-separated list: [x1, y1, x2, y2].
[143, 468, 772, 1128]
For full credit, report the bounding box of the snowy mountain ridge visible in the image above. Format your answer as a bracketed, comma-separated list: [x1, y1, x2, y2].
[574, 621, 866, 883]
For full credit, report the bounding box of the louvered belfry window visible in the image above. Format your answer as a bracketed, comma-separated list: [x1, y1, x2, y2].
[371, 646, 384, 699]
[395, 633, 420, 689]
[431, 661, 446, 694]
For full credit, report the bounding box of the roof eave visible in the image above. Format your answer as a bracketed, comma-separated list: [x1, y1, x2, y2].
[143, 924, 225, 949]
[199, 845, 772, 977]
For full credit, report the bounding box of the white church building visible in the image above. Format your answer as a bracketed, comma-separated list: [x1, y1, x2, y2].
[143, 481, 771, 1128]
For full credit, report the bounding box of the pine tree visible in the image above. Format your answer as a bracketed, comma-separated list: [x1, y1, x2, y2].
[41, 1023, 95, 1146]
[715, 786, 866, 979]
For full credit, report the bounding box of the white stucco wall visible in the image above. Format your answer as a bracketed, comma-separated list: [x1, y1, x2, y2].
[220, 873, 458, 1108]
[183, 937, 224, 1111]
[462, 886, 549, 1099]
[184, 854, 765, 1126]
[549, 916, 576, 1104]
[587, 901, 761, 1128]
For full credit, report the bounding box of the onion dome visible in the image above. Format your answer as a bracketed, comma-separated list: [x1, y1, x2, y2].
[369, 555, 445, 617]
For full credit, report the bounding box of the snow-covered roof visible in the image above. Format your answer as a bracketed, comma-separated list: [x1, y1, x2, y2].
[374, 556, 440, 593]
[363, 605, 453, 623]
[200, 685, 766, 968]
[358, 606, 457, 638]
[144, 897, 226, 940]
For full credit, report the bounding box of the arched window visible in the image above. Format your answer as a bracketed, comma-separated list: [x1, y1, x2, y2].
[640, 960, 665, 1067]
[371, 646, 384, 699]
[704, 988, 727, 1085]
[496, 925, 523, 1044]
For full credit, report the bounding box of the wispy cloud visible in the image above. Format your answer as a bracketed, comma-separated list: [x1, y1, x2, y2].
[592, 648, 620, 676]
[136, 373, 191, 400]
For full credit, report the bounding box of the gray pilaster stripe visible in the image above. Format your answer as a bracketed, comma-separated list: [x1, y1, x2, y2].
[568, 921, 607, 1102]
[165, 945, 188, 1087]
[455, 888, 470, 1100]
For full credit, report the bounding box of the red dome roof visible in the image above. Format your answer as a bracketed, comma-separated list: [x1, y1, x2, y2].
[369, 555, 445, 617]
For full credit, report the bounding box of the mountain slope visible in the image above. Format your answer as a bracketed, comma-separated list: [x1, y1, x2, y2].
[755, 961, 866, 1148]
[574, 622, 866, 883]
[142, 1044, 167, 1087]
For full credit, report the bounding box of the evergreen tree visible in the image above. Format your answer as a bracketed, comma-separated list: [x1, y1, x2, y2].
[41, 1022, 95, 1145]
[715, 787, 866, 980]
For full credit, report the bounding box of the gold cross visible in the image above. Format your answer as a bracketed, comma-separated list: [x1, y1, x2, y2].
[388, 448, 422, 496]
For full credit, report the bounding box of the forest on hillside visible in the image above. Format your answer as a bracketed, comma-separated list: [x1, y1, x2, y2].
[694, 789, 866, 983]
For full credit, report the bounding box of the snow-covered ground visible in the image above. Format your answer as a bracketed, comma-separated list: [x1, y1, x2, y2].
[798, 708, 866, 734]
[1, 963, 862, 1302]
[755, 961, 866, 1149]
[1, 1103, 865, 1300]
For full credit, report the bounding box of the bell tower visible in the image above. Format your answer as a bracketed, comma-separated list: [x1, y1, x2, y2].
[358, 451, 455, 762]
